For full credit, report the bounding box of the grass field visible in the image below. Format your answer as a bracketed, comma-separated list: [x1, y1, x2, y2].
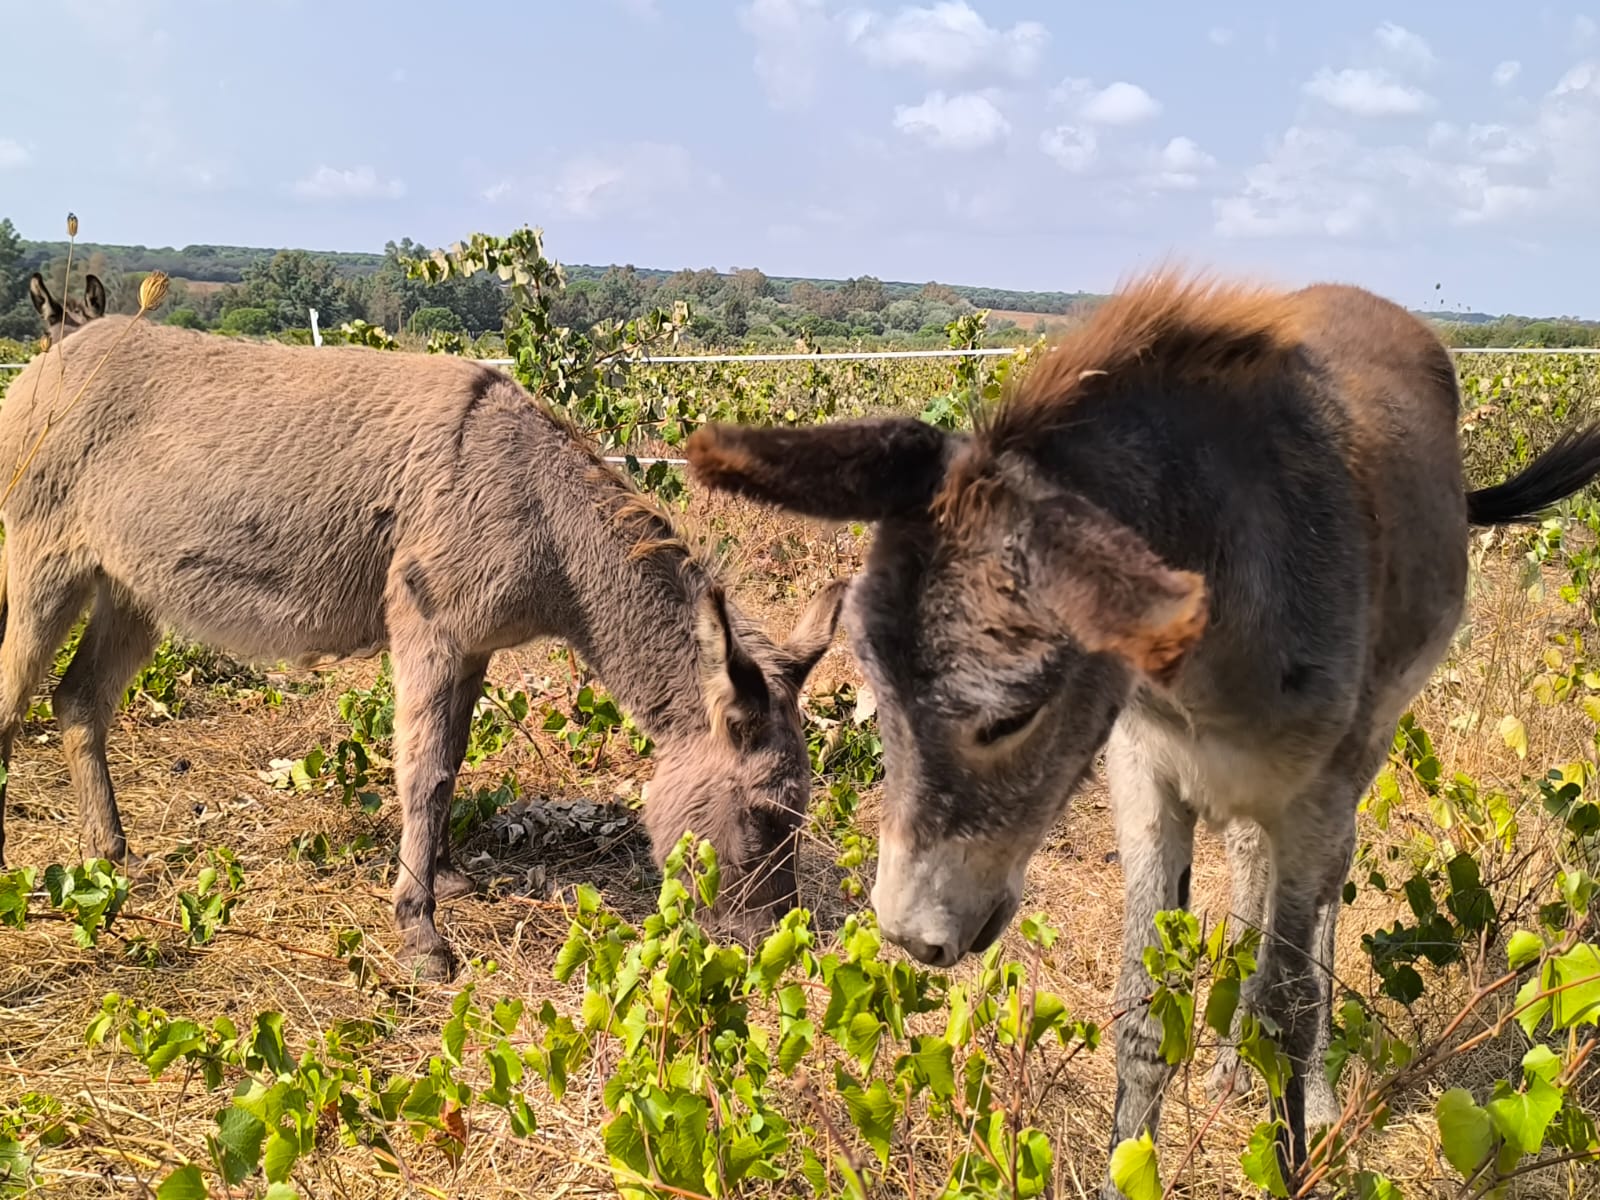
[4, 343, 1600, 1199]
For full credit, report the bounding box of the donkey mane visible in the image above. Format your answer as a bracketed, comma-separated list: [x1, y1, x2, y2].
[936, 271, 1300, 529]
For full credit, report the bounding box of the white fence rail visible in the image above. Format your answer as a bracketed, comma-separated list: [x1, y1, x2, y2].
[7, 345, 1600, 372]
[5, 343, 1598, 467]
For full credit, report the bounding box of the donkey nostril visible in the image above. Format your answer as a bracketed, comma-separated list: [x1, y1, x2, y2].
[899, 935, 960, 969]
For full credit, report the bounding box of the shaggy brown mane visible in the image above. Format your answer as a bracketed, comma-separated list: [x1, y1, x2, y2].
[935, 271, 1301, 529]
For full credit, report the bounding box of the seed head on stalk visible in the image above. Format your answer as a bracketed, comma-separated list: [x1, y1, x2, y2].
[139, 271, 170, 314]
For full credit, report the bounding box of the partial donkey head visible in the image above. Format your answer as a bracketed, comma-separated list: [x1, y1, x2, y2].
[29, 272, 107, 343]
[641, 576, 848, 938]
[687, 417, 1207, 966]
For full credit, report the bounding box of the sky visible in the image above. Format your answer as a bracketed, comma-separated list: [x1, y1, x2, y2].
[3, 1, 1600, 317]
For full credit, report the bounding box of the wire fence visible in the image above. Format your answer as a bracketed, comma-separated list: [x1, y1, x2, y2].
[5, 343, 1599, 466]
[7, 344, 1600, 372]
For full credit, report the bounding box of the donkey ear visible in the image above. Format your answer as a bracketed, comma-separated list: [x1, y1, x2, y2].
[28, 274, 62, 323]
[775, 578, 848, 691]
[83, 274, 107, 318]
[687, 417, 955, 521]
[1027, 493, 1208, 686]
[694, 583, 771, 740]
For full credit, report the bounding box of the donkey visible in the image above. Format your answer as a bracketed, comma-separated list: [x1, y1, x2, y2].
[0, 276, 845, 981]
[28, 271, 107, 342]
[684, 273, 1600, 1188]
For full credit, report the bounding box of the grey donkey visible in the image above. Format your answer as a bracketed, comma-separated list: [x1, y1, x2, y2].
[0, 276, 845, 981]
[685, 273, 1600, 1190]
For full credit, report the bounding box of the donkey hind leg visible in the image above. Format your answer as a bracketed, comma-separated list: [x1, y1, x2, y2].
[1246, 784, 1366, 1176]
[0, 555, 95, 866]
[54, 584, 160, 868]
[1103, 726, 1198, 1199]
[431, 655, 491, 904]
[1208, 818, 1272, 1102]
[390, 641, 471, 981]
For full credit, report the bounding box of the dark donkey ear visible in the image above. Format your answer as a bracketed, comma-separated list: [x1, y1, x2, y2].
[774, 578, 849, 691]
[28, 274, 62, 323]
[83, 274, 107, 319]
[687, 417, 956, 521]
[694, 583, 772, 740]
[1025, 492, 1209, 686]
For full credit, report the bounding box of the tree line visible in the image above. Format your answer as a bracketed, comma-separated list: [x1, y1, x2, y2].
[3, 217, 1597, 349]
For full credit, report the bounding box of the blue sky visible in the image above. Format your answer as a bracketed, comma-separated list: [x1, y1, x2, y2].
[4, 1, 1600, 316]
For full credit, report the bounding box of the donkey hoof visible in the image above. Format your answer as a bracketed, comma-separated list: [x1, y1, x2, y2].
[1208, 1049, 1248, 1103]
[93, 846, 151, 879]
[405, 946, 456, 983]
[433, 868, 478, 903]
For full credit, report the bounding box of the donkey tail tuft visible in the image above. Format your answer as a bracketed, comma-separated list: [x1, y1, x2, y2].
[1467, 422, 1600, 526]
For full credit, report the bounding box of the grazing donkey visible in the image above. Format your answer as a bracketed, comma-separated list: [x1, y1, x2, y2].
[685, 274, 1600, 1188]
[0, 277, 845, 981]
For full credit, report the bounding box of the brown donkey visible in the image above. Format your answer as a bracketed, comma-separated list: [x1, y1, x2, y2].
[686, 274, 1600, 1189]
[0, 277, 845, 981]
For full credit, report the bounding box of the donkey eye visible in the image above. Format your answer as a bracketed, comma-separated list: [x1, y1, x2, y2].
[975, 705, 1042, 747]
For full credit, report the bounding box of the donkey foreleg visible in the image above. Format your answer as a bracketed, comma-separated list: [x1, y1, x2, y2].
[1103, 727, 1197, 1199]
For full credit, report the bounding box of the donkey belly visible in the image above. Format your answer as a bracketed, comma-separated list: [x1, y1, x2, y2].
[79, 470, 399, 664]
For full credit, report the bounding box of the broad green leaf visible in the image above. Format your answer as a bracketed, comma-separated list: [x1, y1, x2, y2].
[156, 1165, 208, 1200]
[1436, 1088, 1494, 1177]
[1549, 945, 1600, 1029]
[1498, 714, 1528, 759]
[1204, 976, 1241, 1039]
[1240, 1122, 1290, 1197]
[262, 1131, 299, 1184]
[1507, 930, 1544, 970]
[1108, 1133, 1161, 1200]
[1487, 1075, 1563, 1157]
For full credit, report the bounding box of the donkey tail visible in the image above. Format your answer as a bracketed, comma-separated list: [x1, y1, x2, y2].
[1467, 423, 1600, 526]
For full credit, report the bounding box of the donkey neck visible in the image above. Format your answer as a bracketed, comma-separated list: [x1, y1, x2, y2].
[541, 453, 716, 744]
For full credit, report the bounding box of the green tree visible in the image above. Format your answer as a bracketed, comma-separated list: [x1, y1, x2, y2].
[219, 307, 275, 336]
[0, 217, 34, 339]
[236, 250, 355, 329]
[409, 306, 463, 336]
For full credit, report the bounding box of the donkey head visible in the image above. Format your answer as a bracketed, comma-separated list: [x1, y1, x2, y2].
[29, 273, 107, 341]
[687, 418, 1207, 966]
[640, 577, 848, 938]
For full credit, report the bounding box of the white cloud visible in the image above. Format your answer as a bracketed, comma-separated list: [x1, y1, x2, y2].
[1374, 22, 1435, 73]
[845, 1, 1048, 80]
[542, 142, 712, 219]
[292, 165, 406, 200]
[1303, 67, 1432, 117]
[1145, 136, 1218, 189]
[1578, 14, 1598, 42]
[482, 180, 513, 203]
[1207, 27, 1234, 47]
[893, 90, 1010, 150]
[617, 0, 659, 14]
[1039, 124, 1098, 172]
[1217, 60, 1600, 244]
[739, 0, 831, 110]
[1053, 78, 1162, 125]
[0, 138, 29, 169]
[1492, 60, 1522, 88]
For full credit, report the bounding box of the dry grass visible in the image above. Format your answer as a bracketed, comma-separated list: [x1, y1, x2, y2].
[1, 491, 1598, 1199]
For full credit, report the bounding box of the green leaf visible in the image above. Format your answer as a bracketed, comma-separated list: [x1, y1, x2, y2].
[262, 1131, 299, 1184]
[1240, 1122, 1290, 1198]
[1507, 930, 1544, 971]
[839, 1079, 897, 1165]
[1355, 1171, 1402, 1200]
[264, 1186, 300, 1200]
[213, 1105, 266, 1186]
[1549, 945, 1600, 1029]
[1204, 976, 1240, 1039]
[1498, 714, 1528, 758]
[1487, 1075, 1563, 1157]
[1108, 1133, 1161, 1200]
[156, 1165, 209, 1200]
[1436, 1088, 1494, 1177]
